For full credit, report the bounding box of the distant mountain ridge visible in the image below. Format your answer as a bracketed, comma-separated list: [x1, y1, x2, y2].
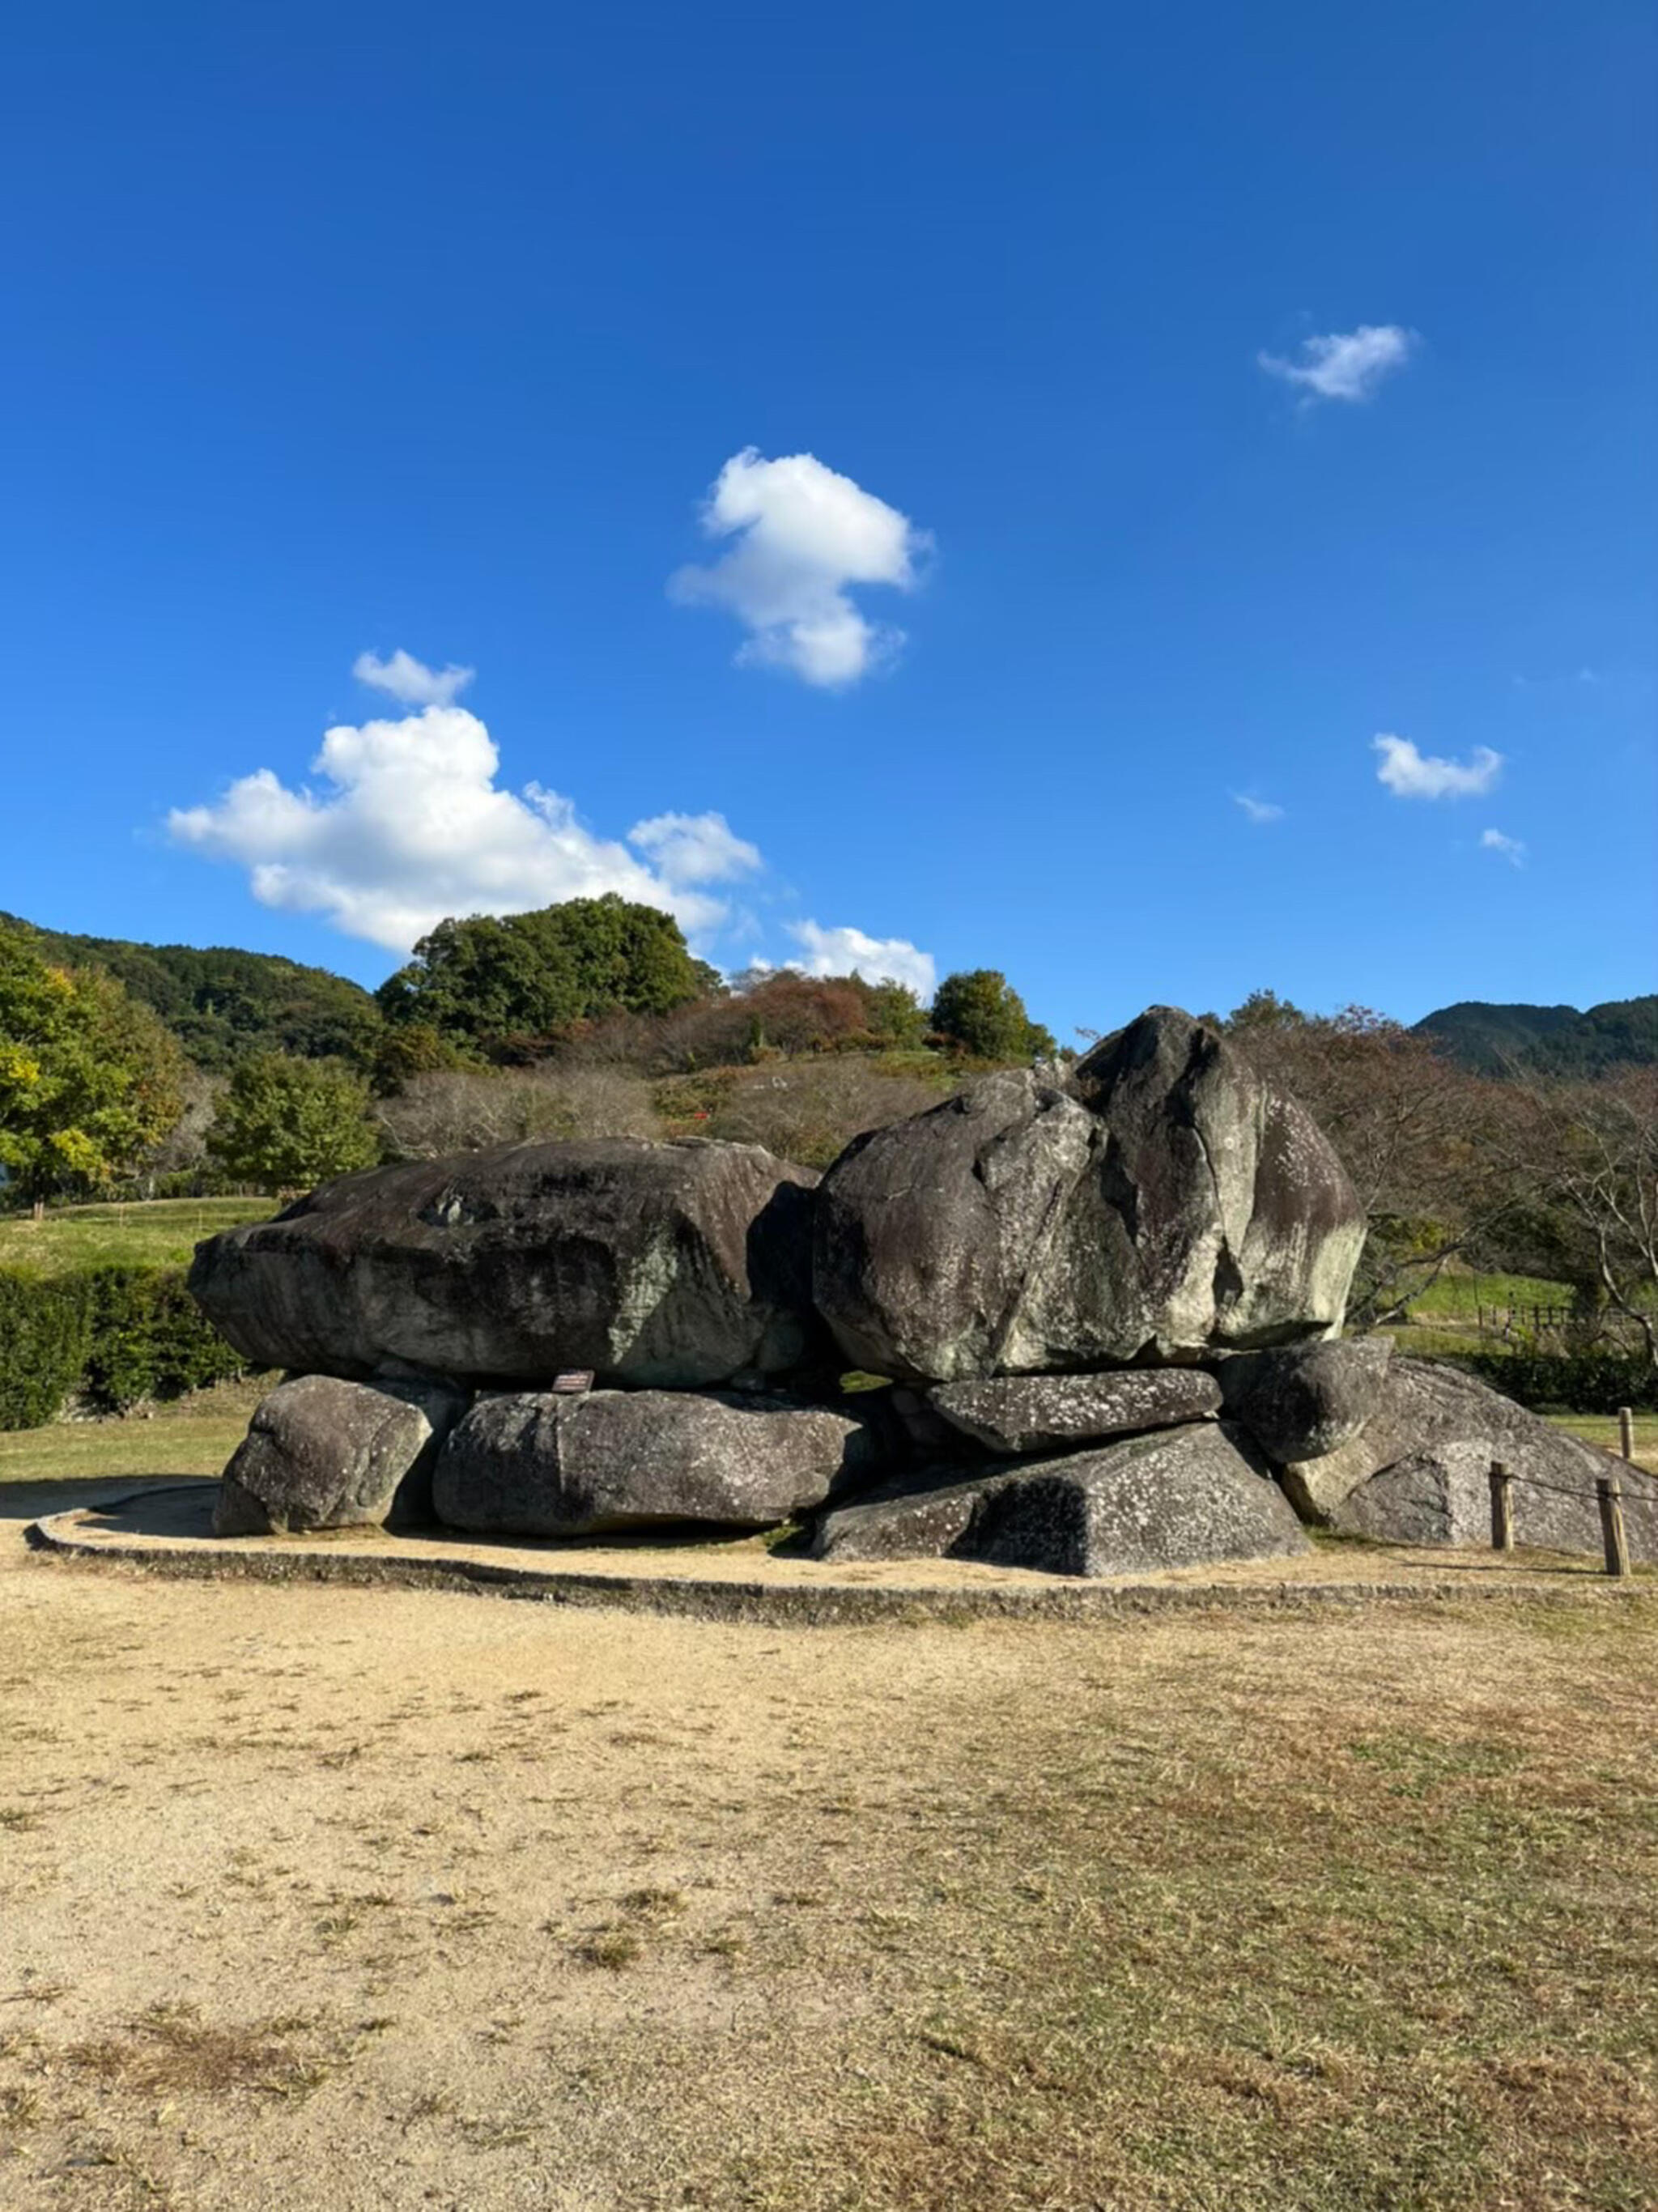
[1414, 996, 1658, 1076]
[2, 912, 380, 1072]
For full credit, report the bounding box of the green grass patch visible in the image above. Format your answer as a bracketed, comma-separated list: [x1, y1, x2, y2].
[1407, 1270, 1575, 1320]
[1548, 1411, 1658, 1473]
[0, 1197, 274, 1276]
[1384, 1323, 1499, 1360]
[0, 1379, 265, 1487]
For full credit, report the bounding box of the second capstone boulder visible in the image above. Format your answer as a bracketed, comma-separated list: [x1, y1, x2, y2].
[813, 1007, 1365, 1383]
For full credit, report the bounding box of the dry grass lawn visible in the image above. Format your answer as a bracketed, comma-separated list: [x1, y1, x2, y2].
[2, 1435, 1656, 2210]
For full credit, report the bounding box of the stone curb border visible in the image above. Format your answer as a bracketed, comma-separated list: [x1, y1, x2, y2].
[25, 1487, 1658, 1630]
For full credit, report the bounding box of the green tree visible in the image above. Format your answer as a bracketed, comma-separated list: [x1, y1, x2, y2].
[1226, 988, 1307, 1032]
[860, 980, 930, 1047]
[930, 970, 1054, 1061]
[376, 895, 714, 1049]
[0, 921, 185, 1200]
[206, 1053, 380, 1189]
[370, 1019, 475, 1095]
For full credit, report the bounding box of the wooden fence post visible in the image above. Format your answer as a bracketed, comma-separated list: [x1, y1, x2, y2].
[1597, 1474, 1630, 1580]
[1489, 1461, 1513, 1552]
[1620, 1406, 1636, 1463]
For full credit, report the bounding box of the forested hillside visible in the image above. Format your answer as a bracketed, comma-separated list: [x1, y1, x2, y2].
[0, 913, 381, 1071]
[1414, 996, 1658, 1077]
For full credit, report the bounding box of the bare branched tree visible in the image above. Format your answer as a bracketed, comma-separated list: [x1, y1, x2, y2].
[1501, 1069, 1658, 1368]
[705, 1060, 946, 1169]
[1226, 999, 1515, 1323]
[375, 1067, 661, 1160]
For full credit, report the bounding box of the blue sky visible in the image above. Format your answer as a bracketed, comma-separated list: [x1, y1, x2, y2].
[3, 0, 1653, 1042]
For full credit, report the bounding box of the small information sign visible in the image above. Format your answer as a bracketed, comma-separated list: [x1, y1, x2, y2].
[551, 1370, 595, 1394]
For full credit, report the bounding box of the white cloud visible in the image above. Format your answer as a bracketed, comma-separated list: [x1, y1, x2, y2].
[1373, 733, 1503, 799]
[670, 447, 929, 687]
[1232, 793, 1285, 825]
[168, 680, 762, 954]
[1481, 827, 1527, 867]
[1258, 324, 1415, 403]
[627, 810, 761, 888]
[351, 648, 476, 707]
[787, 921, 937, 1001]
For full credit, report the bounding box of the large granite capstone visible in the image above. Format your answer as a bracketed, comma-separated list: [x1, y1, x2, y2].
[189, 1138, 822, 1390]
[812, 1007, 1364, 1384]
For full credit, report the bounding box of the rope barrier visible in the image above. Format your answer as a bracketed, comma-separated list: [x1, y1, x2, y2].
[1503, 1467, 1658, 1504]
[1486, 1451, 1648, 1578]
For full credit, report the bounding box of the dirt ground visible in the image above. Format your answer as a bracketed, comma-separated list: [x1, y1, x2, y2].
[3, 1478, 1657, 2211]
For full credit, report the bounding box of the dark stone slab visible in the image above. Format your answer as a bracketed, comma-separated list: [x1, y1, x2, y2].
[810, 1466, 1015, 1563]
[812, 1422, 1308, 1579]
[967, 1423, 1311, 1578]
[432, 1387, 881, 1537]
[929, 1368, 1222, 1456]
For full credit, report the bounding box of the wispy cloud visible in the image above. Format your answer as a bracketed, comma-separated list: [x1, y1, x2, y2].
[670, 448, 929, 687]
[1373, 734, 1503, 799]
[1232, 793, 1285, 825]
[1481, 828, 1527, 868]
[1259, 324, 1415, 403]
[351, 648, 475, 708]
[787, 920, 936, 1000]
[168, 661, 761, 953]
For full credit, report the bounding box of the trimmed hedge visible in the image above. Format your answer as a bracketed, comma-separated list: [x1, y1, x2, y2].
[0, 1265, 249, 1429]
[0, 1270, 95, 1429]
[1459, 1348, 1658, 1415]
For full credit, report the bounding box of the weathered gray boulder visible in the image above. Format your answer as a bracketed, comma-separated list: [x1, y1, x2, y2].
[811, 1466, 1014, 1564]
[1279, 1356, 1614, 1525]
[432, 1388, 880, 1536]
[1335, 1440, 1658, 1559]
[214, 1373, 467, 1536]
[189, 1138, 823, 1391]
[967, 1424, 1311, 1577]
[812, 1423, 1308, 1578]
[813, 1008, 1364, 1383]
[929, 1368, 1222, 1456]
[1211, 1338, 1392, 1465]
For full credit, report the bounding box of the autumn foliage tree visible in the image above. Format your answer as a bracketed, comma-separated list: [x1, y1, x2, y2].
[0, 920, 185, 1201]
